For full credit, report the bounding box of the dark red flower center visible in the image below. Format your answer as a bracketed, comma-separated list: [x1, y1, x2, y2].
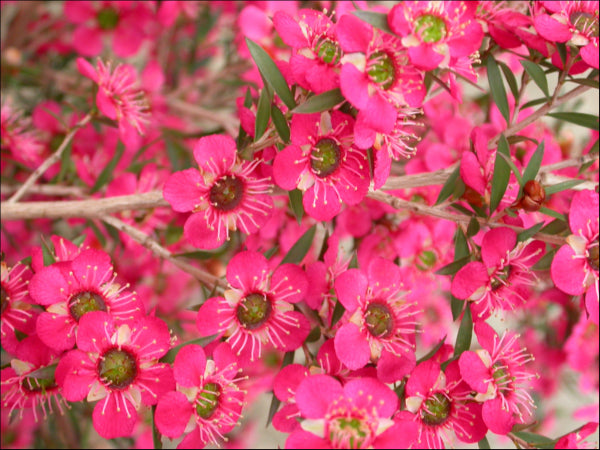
[196, 382, 221, 419]
[588, 240, 599, 271]
[209, 175, 244, 212]
[364, 302, 394, 338]
[327, 412, 373, 449]
[414, 14, 447, 43]
[1, 285, 8, 315]
[570, 11, 599, 37]
[97, 7, 120, 30]
[98, 348, 138, 390]
[311, 138, 341, 178]
[420, 392, 451, 426]
[21, 373, 57, 394]
[236, 293, 271, 330]
[367, 51, 395, 90]
[69, 291, 107, 322]
[315, 37, 341, 64]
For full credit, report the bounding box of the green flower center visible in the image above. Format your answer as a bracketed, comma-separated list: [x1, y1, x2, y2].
[69, 291, 107, 322]
[420, 393, 451, 426]
[311, 138, 341, 178]
[490, 266, 511, 291]
[209, 175, 244, 212]
[97, 7, 120, 30]
[492, 360, 514, 393]
[1, 285, 8, 315]
[316, 37, 341, 64]
[417, 250, 437, 271]
[196, 382, 221, 419]
[236, 293, 271, 330]
[570, 11, 599, 37]
[328, 414, 372, 449]
[21, 374, 57, 394]
[98, 348, 138, 390]
[364, 302, 394, 338]
[414, 14, 447, 43]
[367, 51, 395, 90]
[588, 241, 599, 271]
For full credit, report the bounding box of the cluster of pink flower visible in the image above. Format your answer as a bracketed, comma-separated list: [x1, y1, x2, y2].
[1, 1, 599, 449]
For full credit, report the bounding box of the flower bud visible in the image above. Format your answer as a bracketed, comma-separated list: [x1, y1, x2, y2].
[518, 180, 546, 212]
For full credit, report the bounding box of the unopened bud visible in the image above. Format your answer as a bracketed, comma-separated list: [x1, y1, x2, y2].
[518, 180, 545, 212]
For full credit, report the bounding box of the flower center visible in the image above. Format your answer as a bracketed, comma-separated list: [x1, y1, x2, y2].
[236, 293, 272, 330]
[196, 382, 221, 419]
[68, 291, 107, 322]
[492, 360, 514, 394]
[21, 374, 57, 394]
[570, 11, 599, 37]
[364, 302, 394, 338]
[209, 175, 244, 212]
[1, 285, 8, 315]
[311, 138, 341, 178]
[420, 392, 451, 426]
[588, 240, 599, 271]
[98, 348, 138, 390]
[97, 7, 120, 30]
[327, 413, 373, 449]
[315, 37, 341, 64]
[367, 51, 395, 90]
[414, 14, 447, 43]
[490, 266, 511, 291]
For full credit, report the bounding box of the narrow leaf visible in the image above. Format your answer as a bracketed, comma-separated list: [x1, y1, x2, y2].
[498, 60, 520, 100]
[266, 394, 282, 428]
[292, 88, 345, 114]
[520, 60, 550, 97]
[254, 86, 272, 142]
[246, 38, 296, 110]
[540, 218, 568, 235]
[547, 112, 599, 130]
[416, 336, 447, 364]
[351, 10, 392, 34]
[159, 335, 218, 364]
[288, 189, 304, 225]
[490, 135, 512, 213]
[544, 179, 585, 195]
[453, 305, 472, 356]
[487, 57, 510, 124]
[454, 227, 469, 260]
[41, 238, 56, 266]
[331, 299, 346, 327]
[539, 206, 567, 221]
[91, 142, 125, 193]
[435, 256, 471, 276]
[264, 245, 279, 260]
[521, 140, 545, 190]
[451, 296, 465, 321]
[152, 406, 162, 450]
[517, 222, 545, 242]
[435, 165, 461, 205]
[566, 78, 600, 89]
[466, 216, 480, 237]
[271, 104, 290, 143]
[498, 151, 523, 186]
[478, 436, 491, 449]
[556, 42, 567, 66]
[281, 225, 316, 264]
[521, 97, 550, 109]
[511, 431, 557, 448]
[533, 247, 556, 271]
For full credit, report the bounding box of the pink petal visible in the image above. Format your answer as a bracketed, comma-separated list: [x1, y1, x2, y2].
[304, 261, 329, 310]
[271, 263, 308, 304]
[340, 63, 371, 110]
[405, 359, 442, 396]
[334, 323, 370, 370]
[163, 168, 206, 213]
[295, 374, 343, 418]
[183, 212, 226, 250]
[344, 377, 398, 417]
[193, 135, 237, 174]
[112, 26, 144, 58]
[550, 245, 588, 295]
[64, 1, 96, 23]
[76, 311, 114, 352]
[278, 310, 311, 352]
[451, 262, 489, 300]
[408, 44, 444, 71]
[55, 349, 95, 401]
[178, 428, 206, 449]
[569, 190, 599, 237]
[303, 183, 341, 221]
[96, 88, 118, 120]
[449, 20, 483, 57]
[482, 396, 514, 435]
[458, 350, 490, 393]
[388, 4, 410, 37]
[362, 94, 396, 135]
[460, 151, 486, 196]
[227, 250, 268, 290]
[534, 14, 572, 42]
[473, 321, 499, 354]
[286, 429, 331, 449]
[28, 265, 69, 305]
[290, 113, 319, 146]
[273, 364, 309, 402]
[196, 297, 229, 336]
[585, 286, 599, 325]
[373, 149, 391, 190]
[581, 41, 599, 69]
[71, 249, 112, 287]
[334, 269, 367, 312]
[454, 402, 488, 443]
[140, 363, 175, 406]
[36, 312, 77, 352]
[368, 257, 402, 291]
[273, 404, 301, 433]
[481, 227, 516, 268]
[272, 11, 307, 48]
[133, 316, 172, 359]
[72, 26, 103, 57]
[336, 14, 372, 53]
[155, 391, 193, 438]
[374, 417, 419, 449]
[93, 394, 137, 439]
[212, 342, 239, 379]
[141, 60, 165, 93]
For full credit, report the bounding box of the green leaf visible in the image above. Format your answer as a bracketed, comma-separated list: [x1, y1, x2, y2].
[87, 220, 106, 248]
[305, 326, 321, 343]
[478, 436, 491, 449]
[451, 295, 464, 321]
[331, 299, 346, 327]
[532, 247, 556, 271]
[351, 10, 392, 34]
[152, 405, 162, 450]
[544, 179, 585, 195]
[254, 88, 272, 142]
[539, 206, 567, 221]
[507, 135, 540, 146]
[271, 104, 290, 143]
[41, 238, 56, 266]
[435, 165, 461, 205]
[517, 222, 545, 242]
[245, 38, 296, 110]
[466, 216, 481, 237]
[288, 189, 304, 225]
[264, 245, 279, 260]
[281, 225, 316, 264]
[520, 60, 550, 97]
[435, 255, 471, 276]
[453, 305, 472, 356]
[91, 142, 125, 193]
[416, 336, 447, 364]
[547, 112, 599, 130]
[540, 218, 568, 235]
[498, 151, 523, 186]
[556, 42, 567, 66]
[521, 97, 550, 109]
[159, 335, 219, 364]
[498, 60, 520, 100]
[487, 57, 510, 124]
[521, 140, 545, 191]
[454, 227, 469, 260]
[292, 88, 345, 114]
[266, 394, 282, 428]
[490, 134, 512, 213]
[511, 431, 557, 449]
[566, 77, 600, 89]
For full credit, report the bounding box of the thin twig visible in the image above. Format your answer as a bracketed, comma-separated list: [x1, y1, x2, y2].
[0, 183, 86, 197]
[167, 98, 239, 136]
[6, 114, 92, 204]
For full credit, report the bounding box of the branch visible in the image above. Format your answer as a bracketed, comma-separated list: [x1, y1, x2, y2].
[101, 215, 227, 291]
[167, 98, 239, 136]
[367, 190, 566, 246]
[5, 114, 92, 204]
[1, 183, 86, 197]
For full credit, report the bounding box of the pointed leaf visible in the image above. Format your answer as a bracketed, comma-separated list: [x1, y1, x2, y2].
[520, 60, 550, 97]
[91, 142, 125, 193]
[539, 206, 567, 221]
[416, 336, 447, 364]
[478, 436, 491, 449]
[159, 335, 218, 364]
[547, 112, 599, 130]
[544, 179, 586, 195]
[281, 225, 316, 264]
[498, 60, 520, 100]
[532, 247, 556, 271]
[271, 104, 290, 143]
[521, 140, 545, 190]
[487, 57, 510, 124]
[255, 83, 272, 142]
[540, 218, 568, 235]
[351, 10, 392, 34]
[331, 299, 346, 327]
[453, 305, 472, 356]
[451, 296, 464, 322]
[292, 88, 345, 114]
[490, 134, 512, 213]
[288, 189, 304, 225]
[517, 222, 545, 242]
[435, 256, 472, 276]
[41, 237, 56, 266]
[467, 216, 480, 237]
[435, 165, 461, 205]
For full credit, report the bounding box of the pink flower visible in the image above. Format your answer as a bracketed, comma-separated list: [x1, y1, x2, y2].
[0, 261, 36, 354]
[55, 311, 175, 439]
[77, 57, 149, 148]
[272, 111, 369, 221]
[459, 322, 537, 435]
[155, 343, 244, 448]
[533, 1, 599, 69]
[1, 335, 66, 423]
[163, 135, 273, 249]
[285, 374, 418, 449]
[401, 359, 487, 448]
[333, 257, 418, 382]
[451, 227, 545, 319]
[551, 189, 599, 324]
[272, 9, 341, 93]
[388, 1, 484, 72]
[28, 248, 145, 351]
[555, 422, 599, 449]
[196, 251, 310, 364]
[1, 99, 45, 171]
